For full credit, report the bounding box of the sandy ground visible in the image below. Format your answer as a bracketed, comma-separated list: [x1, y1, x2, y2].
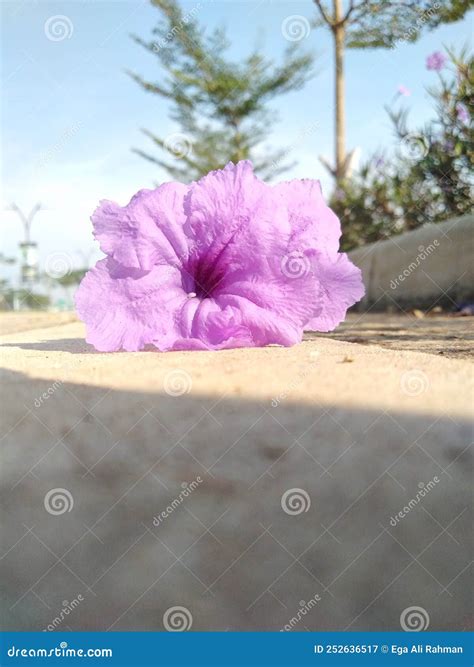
[311, 312, 474, 361]
[0, 311, 78, 335]
[0, 313, 472, 631]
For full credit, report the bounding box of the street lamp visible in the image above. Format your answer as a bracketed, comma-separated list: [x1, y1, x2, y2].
[9, 203, 42, 289]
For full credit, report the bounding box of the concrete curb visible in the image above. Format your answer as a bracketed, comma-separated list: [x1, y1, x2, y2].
[349, 215, 474, 310]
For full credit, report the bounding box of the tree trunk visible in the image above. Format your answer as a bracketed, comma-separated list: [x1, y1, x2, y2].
[333, 0, 345, 181]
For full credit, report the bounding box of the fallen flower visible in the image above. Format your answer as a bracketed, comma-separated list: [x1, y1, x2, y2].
[75, 161, 364, 351]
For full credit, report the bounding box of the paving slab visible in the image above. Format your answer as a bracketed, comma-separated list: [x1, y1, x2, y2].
[0, 313, 472, 631]
[311, 312, 474, 360]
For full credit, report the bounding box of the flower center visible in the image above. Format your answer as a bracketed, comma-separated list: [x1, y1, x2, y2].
[184, 255, 226, 299]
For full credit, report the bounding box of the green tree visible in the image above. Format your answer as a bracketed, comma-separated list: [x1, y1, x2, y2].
[130, 0, 314, 181]
[312, 0, 471, 181]
[331, 47, 473, 250]
[387, 45, 473, 228]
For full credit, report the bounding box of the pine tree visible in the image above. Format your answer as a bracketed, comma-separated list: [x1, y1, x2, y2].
[129, 0, 314, 182]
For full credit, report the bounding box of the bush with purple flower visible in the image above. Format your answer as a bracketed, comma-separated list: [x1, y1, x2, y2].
[332, 46, 473, 250]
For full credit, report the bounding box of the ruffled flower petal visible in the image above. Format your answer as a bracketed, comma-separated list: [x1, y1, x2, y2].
[167, 301, 253, 351]
[92, 183, 189, 271]
[183, 161, 292, 283]
[274, 179, 341, 257]
[75, 258, 187, 352]
[76, 161, 365, 352]
[304, 253, 365, 332]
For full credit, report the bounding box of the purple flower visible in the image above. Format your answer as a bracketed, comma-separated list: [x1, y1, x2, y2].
[397, 85, 411, 97]
[426, 51, 447, 71]
[456, 103, 469, 123]
[75, 161, 364, 351]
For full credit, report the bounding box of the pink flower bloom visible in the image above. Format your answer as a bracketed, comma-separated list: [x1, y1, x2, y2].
[397, 85, 411, 97]
[456, 103, 469, 123]
[75, 161, 364, 351]
[426, 51, 447, 71]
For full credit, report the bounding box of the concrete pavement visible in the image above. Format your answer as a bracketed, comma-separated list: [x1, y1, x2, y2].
[0, 313, 472, 631]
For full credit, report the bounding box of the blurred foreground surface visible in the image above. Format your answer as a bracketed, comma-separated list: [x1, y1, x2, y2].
[0, 312, 472, 631]
[2, 311, 472, 359]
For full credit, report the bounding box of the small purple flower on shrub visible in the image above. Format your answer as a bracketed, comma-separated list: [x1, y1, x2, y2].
[426, 51, 447, 71]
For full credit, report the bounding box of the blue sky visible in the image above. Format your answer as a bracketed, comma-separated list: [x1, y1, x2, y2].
[1, 0, 472, 280]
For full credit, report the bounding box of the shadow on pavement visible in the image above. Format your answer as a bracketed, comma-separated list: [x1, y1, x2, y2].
[1, 369, 472, 632]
